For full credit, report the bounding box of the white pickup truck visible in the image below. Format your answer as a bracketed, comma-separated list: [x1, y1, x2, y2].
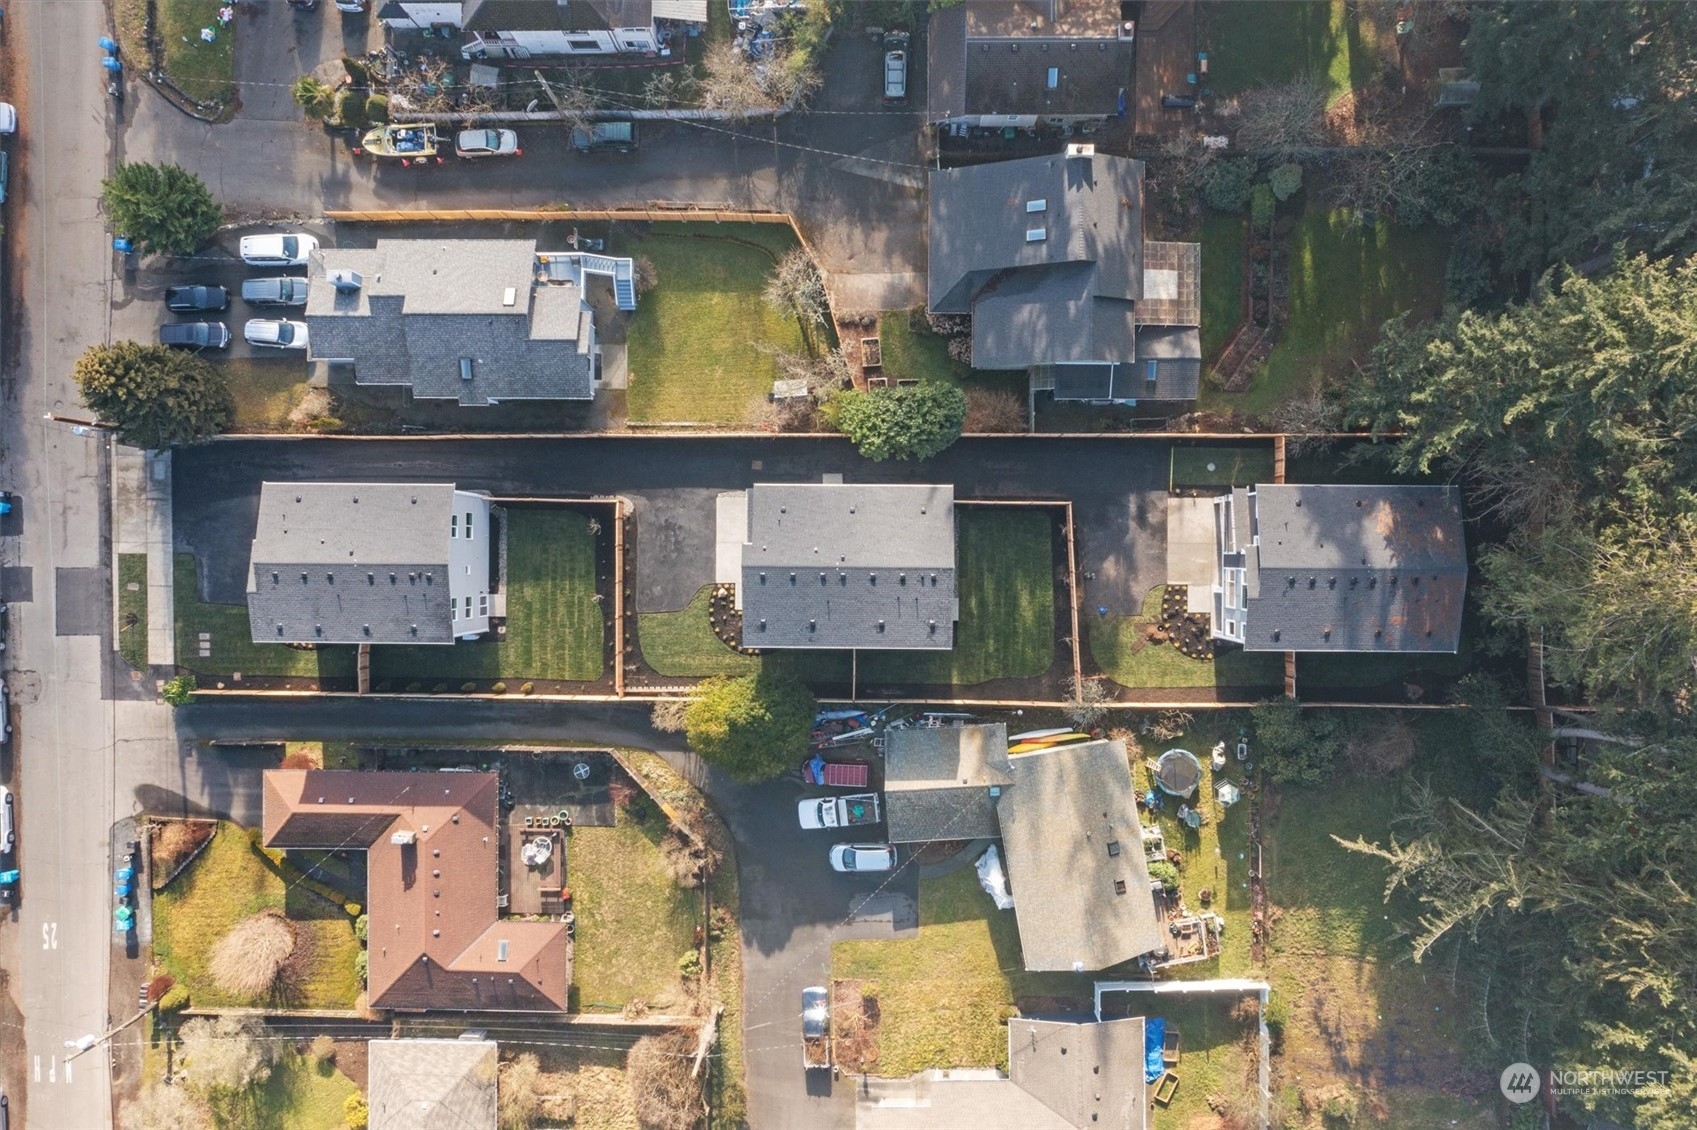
[797, 793, 881, 830]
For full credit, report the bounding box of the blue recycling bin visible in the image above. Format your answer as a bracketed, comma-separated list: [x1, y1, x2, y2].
[113, 237, 133, 253]
[115, 866, 135, 882]
[102, 56, 123, 74]
[99, 36, 120, 54]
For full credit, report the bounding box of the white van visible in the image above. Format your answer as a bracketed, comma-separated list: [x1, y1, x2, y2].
[1, 785, 14, 854]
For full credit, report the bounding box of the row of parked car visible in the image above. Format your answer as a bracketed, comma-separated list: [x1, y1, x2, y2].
[158, 234, 320, 352]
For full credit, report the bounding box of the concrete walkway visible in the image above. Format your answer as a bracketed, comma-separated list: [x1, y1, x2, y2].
[112, 447, 175, 667]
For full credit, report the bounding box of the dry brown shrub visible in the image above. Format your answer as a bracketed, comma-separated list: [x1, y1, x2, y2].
[964, 387, 1026, 433]
[1344, 715, 1417, 777]
[309, 1033, 336, 1064]
[499, 1052, 541, 1130]
[650, 699, 689, 733]
[287, 386, 334, 429]
[208, 911, 297, 998]
[627, 1030, 704, 1130]
[661, 830, 722, 890]
[150, 820, 213, 882]
[281, 752, 316, 770]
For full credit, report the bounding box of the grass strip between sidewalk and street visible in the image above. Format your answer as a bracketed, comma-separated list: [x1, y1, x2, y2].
[118, 553, 149, 670]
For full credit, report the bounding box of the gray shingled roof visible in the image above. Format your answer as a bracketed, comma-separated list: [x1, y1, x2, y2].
[1239, 484, 1468, 652]
[1008, 1017, 1148, 1130]
[927, 4, 968, 120]
[1039, 327, 1200, 402]
[929, 152, 1198, 374]
[884, 724, 1012, 842]
[306, 239, 595, 405]
[996, 739, 1164, 970]
[368, 1039, 498, 1130]
[740, 483, 957, 650]
[961, 39, 1133, 120]
[246, 482, 460, 645]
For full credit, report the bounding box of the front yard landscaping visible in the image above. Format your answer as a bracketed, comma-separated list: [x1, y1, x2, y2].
[1200, 214, 1247, 362]
[158, 0, 238, 107]
[152, 821, 363, 1010]
[252, 1047, 363, 1130]
[1091, 587, 1282, 692]
[1202, 208, 1449, 420]
[638, 587, 760, 679]
[226, 357, 313, 433]
[567, 799, 701, 1011]
[371, 507, 605, 687]
[118, 553, 149, 670]
[832, 866, 1095, 1075]
[1169, 443, 1275, 490]
[174, 554, 357, 682]
[625, 223, 813, 424]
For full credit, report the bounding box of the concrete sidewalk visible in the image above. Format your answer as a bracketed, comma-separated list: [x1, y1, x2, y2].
[112, 447, 175, 668]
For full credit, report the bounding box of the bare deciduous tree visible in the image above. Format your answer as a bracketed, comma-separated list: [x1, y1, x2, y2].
[964, 388, 1026, 433]
[208, 911, 296, 999]
[651, 699, 690, 733]
[1233, 74, 1328, 158]
[628, 1031, 705, 1130]
[179, 1015, 276, 1098]
[120, 1084, 215, 1130]
[763, 247, 831, 331]
[1065, 676, 1113, 729]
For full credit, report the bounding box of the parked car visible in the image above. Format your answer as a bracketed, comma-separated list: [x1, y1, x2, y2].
[1, 785, 13, 853]
[883, 32, 910, 103]
[165, 284, 229, 312]
[798, 793, 882, 830]
[244, 319, 309, 350]
[0, 103, 16, 134]
[802, 986, 832, 1070]
[829, 843, 897, 873]
[0, 152, 8, 206]
[158, 322, 230, 350]
[1161, 94, 1197, 110]
[335, 0, 366, 11]
[240, 233, 319, 267]
[456, 128, 520, 158]
[287, 0, 320, 8]
[569, 122, 636, 153]
[241, 277, 309, 306]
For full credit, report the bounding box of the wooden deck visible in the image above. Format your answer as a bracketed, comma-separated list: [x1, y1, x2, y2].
[1134, 0, 1197, 137]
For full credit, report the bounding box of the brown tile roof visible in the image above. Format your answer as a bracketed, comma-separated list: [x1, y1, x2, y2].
[263, 770, 571, 1012]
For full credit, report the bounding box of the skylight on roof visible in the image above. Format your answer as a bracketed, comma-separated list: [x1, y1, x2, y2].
[1025, 228, 1047, 242]
[1026, 198, 1047, 213]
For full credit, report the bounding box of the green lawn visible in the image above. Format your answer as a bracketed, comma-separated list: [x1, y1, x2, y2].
[640, 509, 1053, 687]
[1202, 208, 1450, 420]
[1202, 0, 1380, 103]
[249, 1050, 361, 1130]
[626, 224, 811, 424]
[175, 554, 358, 681]
[878, 311, 964, 384]
[638, 587, 760, 678]
[227, 357, 310, 433]
[119, 553, 149, 670]
[372, 508, 605, 686]
[1091, 587, 1282, 691]
[1146, 996, 1260, 1128]
[567, 805, 700, 1010]
[832, 867, 1095, 1075]
[152, 822, 363, 1009]
[1169, 443, 1275, 490]
[159, 0, 237, 106]
[1200, 214, 1246, 362]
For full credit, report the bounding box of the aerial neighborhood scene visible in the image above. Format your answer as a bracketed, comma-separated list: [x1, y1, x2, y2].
[3, 0, 1696, 1128]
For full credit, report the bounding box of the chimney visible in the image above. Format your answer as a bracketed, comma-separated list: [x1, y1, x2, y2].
[1065, 142, 1095, 160]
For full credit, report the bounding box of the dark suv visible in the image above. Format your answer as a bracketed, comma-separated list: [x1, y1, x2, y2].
[159, 322, 231, 350]
[165, 285, 229, 312]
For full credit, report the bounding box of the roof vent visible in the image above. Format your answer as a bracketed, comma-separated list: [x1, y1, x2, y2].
[877, 620, 885, 632]
[1026, 227, 1048, 242]
[328, 269, 363, 293]
[1113, 880, 1127, 895]
[502, 286, 517, 307]
[808, 619, 817, 632]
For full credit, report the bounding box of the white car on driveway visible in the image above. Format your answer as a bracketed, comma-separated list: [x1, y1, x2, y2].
[240, 233, 319, 267]
[829, 843, 896, 873]
[245, 319, 309, 350]
[456, 128, 520, 157]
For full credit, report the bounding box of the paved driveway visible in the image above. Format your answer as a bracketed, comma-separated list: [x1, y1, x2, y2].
[119, 19, 928, 309]
[173, 436, 1171, 616]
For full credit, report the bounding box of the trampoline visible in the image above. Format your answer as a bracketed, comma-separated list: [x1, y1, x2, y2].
[1154, 749, 1204, 797]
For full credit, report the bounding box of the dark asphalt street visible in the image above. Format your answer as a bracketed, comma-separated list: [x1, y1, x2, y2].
[176, 695, 916, 1129]
[174, 435, 1169, 616]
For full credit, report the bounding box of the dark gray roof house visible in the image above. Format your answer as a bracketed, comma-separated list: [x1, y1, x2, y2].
[739, 482, 958, 650]
[859, 1016, 1148, 1130]
[884, 723, 1013, 842]
[1212, 484, 1468, 652]
[246, 482, 493, 646]
[928, 146, 1202, 402]
[927, 1, 1135, 128]
[305, 239, 597, 406]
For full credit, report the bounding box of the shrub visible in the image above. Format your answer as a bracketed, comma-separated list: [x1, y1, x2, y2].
[519, 681, 535, 695]
[1201, 157, 1257, 212]
[1147, 860, 1180, 888]
[431, 682, 448, 694]
[280, 751, 315, 769]
[492, 681, 508, 695]
[334, 88, 368, 129]
[404, 682, 423, 693]
[157, 985, 191, 1013]
[365, 93, 389, 122]
[354, 913, 369, 943]
[208, 911, 296, 998]
[499, 1053, 541, 1130]
[1251, 697, 1347, 785]
[964, 387, 1026, 433]
[344, 1093, 369, 1130]
[1250, 183, 1276, 228]
[309, 1034, 336, 1064]
[833, 382, 967, 461]
[461, 682, 477, 693]
[627, 1031, 705, 1130]
[161, 674, 198, 707]
[291, 75, 335, 121]
[1268, 161, 1304, 201]
[343, 901, 362, 918]
[678, 950, 703, 978]
[354, 950, 368, 983]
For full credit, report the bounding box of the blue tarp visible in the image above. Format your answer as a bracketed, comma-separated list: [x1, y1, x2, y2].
[1145, 1016, 1166, 1082]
